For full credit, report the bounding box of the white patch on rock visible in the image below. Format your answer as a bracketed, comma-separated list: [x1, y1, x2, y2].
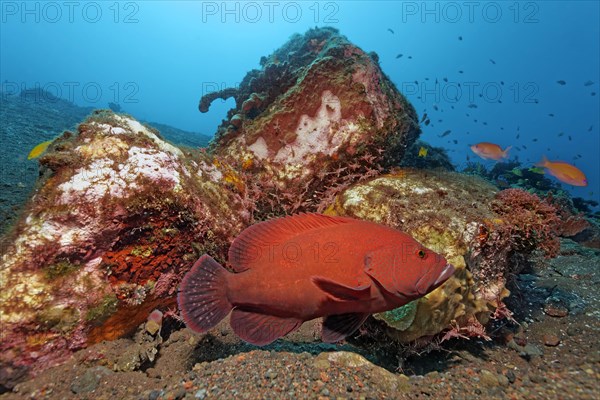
[411, 187, 433, 195]
[345, 185, 373, 206]
[58, 226, 78, 247]
[181, 165, 191, 177]
[248, 137, 269, 160]
[58, 158, 128, 203]
[115, 115, 184, 158]
[90, 122, 126, 136]
[92, 123, 115, 134]
[109, 127, 127, 135]
[463, 221, 480, 244]
[273, 90, 350, 165]
[197, 160, 223, 182]
[125, 147, 182, 191]
[58, 146, 183, 203]
[85, 257, 103, 270]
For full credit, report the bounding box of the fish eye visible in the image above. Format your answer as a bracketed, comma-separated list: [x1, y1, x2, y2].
[416, 249, 427, 259]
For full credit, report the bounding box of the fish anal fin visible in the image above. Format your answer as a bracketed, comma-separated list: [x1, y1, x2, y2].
[228, 213, 354, 272]
[230, 309, 302, 346]
[322, 313, 370, 343]
[312, 276, 371, 302]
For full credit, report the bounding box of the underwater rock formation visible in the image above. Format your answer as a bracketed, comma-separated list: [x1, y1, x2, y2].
[0, 111, 246, 377]
[1, 27, 420, 381]
[201, 27, 420, 216]
[5, 25, 577, 384]
[325, 170, 564, 342]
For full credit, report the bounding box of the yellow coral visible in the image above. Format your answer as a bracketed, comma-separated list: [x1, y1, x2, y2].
[241, 156, 254, 170]
[382, 265, 488, 342]
[223, 171, 246, 193]
[211, 157, 246, 193]
[326, 169, 503, 342]
[77, 136, 129, 159]
[0, 270, 53, 324]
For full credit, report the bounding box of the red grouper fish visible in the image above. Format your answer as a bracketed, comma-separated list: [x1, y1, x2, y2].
[178, 213, 455, 345]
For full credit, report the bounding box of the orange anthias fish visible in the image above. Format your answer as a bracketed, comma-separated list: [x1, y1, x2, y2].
[536, 156, 588, 186]
[178, 213, 455, 345]
[470, 142, 512, 161]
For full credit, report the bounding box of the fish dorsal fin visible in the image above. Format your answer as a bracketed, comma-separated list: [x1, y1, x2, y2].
[228, 213, 354, 272]
[535, 155, 549, 168]
[229, 309, 302, 346]
[322, 313, 370, 343]
[312, 276, 371, 301]
[363, 245, 400, 295]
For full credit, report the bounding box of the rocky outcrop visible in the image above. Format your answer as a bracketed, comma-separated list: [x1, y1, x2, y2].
[0, 27, 421, 381]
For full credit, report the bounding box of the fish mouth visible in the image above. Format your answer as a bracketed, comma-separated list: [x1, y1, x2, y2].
[432, 264, 456, 288]
[416, 263, 456, 295]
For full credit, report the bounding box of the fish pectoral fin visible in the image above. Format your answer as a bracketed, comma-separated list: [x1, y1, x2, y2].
[311, 276, 371, 301]
[322, 313, 370, 343]
[230, 309, 302, 346]
[363, 247, 400, 295]
[364, 269, 397, 296]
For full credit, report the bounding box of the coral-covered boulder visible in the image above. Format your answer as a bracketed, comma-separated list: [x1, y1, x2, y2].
[0, 111, 246, 376]
[201, 27, 420, 215]
[325, 169, 563, 342]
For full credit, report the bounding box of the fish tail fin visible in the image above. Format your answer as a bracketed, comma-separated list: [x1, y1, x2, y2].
[535, 155, 549, 168]
[503, 145, 512, 158]
[178, 254, 232, 333]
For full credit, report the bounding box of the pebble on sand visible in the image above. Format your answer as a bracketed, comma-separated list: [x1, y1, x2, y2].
[543, 334, 561, 347]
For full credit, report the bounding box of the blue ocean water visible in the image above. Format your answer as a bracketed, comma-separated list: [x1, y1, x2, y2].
[1, 1, 598, 205]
